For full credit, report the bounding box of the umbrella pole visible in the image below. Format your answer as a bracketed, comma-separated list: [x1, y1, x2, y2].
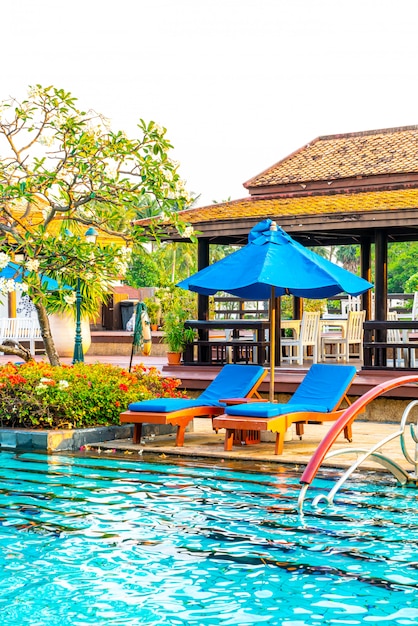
[269, 287, 276, 402]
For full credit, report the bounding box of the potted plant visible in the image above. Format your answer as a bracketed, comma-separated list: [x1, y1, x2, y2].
[143, 297, 160, 331]
[162, 307, 195, 365]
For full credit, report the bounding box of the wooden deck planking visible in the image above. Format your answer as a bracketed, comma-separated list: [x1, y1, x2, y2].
[162, 363, 418, 400]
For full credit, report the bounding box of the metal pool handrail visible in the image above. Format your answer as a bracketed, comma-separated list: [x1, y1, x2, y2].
[298, 374, 418, 512]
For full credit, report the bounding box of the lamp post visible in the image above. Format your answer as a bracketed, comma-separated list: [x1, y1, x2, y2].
[72, 227, 98, 364]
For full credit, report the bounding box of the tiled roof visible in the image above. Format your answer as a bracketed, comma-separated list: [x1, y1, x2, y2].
[245, 126, 418, 188]
[178, 187, 418, 224]
[8, 196, 126, 244]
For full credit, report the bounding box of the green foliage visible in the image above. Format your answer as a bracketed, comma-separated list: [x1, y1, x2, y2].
[125, 247, 162, 288]
[151, 242, 197, 285]
[405, 273, 418, 293]
[302, 298, 326, 314]
[280, 295, 325, 318]
[388, 242, 418, 293]
[0, 361, 185, 429]
[335, 245, 360, 274]
[280, 296, 293, 319]
[162, 306, 196, 352]
[156, 284, 197, 322]
[143, 297, 160, 326]
[156, 285, 197, 352]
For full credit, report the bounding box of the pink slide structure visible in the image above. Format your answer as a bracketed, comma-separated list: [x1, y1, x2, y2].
[298, 374, 418, 511]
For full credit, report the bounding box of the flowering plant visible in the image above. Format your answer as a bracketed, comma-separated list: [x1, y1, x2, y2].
[0, 361, 185, 429]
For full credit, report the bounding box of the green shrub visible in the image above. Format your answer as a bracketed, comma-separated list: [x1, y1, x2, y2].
[0, 361, 185, 430]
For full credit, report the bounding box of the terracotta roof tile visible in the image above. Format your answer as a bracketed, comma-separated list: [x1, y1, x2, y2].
[245, 126, 418, 187]
[178, 188, 418, 224]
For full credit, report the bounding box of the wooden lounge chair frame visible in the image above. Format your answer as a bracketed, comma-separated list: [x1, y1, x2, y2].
[120, 365, 267, 447]
[212, 364, 357, 455]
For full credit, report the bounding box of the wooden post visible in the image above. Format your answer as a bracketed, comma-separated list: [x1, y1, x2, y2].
[360, 237, 372, 320]
[197, 239, 210, 362]
[374, 231, 388, 366]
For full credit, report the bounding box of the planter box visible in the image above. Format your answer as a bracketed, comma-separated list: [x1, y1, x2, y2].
[0, 425, 134, 452]
[0, 422, 189, 452]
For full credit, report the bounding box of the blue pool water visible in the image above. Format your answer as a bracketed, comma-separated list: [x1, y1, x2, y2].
[0, 451, 417, 625]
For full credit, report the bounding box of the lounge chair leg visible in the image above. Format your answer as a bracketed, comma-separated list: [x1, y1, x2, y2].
[343, 423, 353, 442]
[295, 422, 304, 439]
[275, 432, 284, 455]
[224, 429, 235, 451]
[133, 423, 143, 444]
[175, 425, 186, 447]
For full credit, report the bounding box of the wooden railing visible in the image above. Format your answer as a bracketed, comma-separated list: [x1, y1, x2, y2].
[0, 317, 44, 354]
[213, 296, 269, 319]
[214, 294, 416, 320]
[183, 319, 270, 366]
[363, 321, 418, 370]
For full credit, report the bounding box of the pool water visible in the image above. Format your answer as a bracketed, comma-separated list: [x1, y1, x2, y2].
[0, 452, 417, 625]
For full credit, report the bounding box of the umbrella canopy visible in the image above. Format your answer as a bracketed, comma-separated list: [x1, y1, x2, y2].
[0, 262, 69, 291]
[178, 220, 372, 299]
[177, 219, 373, 400]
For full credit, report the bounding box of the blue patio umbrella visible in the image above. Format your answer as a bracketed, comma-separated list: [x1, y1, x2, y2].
[178, 219, 373, 400]
[0, 262, 71, 291]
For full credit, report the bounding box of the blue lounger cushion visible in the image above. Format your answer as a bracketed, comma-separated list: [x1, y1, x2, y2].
[225, 364, 357, 418]
[225, 402, 330, 418]
[128, 364, 266, 413]
[128, 398, 213, 412]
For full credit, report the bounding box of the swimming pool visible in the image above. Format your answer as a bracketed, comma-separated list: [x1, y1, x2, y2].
[0, 451, 417, 625]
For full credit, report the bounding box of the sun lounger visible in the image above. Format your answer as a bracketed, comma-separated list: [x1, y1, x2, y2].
[212, 364, 357, 454]
[120, 364, 267, 446]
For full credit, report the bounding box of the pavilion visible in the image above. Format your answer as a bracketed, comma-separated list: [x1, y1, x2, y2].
[139, 124, 418, 371]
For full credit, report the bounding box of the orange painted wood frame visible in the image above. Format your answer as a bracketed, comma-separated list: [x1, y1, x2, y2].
[120, 405, 225, 447]
[213, 391, 354, 455]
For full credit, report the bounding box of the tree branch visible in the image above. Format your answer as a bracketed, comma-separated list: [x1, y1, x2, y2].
[0, 341, 34, 362]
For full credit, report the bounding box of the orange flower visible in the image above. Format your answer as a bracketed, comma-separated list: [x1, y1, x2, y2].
[7, 374, 27, 385]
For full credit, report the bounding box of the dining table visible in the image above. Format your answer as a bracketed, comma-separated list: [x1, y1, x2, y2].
[319, 318, 348, 361]
[280, 318, 348, 362]
[319, 318, 348, 337]
[281, 319, 302, 338]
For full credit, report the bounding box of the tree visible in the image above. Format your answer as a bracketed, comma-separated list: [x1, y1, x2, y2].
[0, 85, 191, 365]
[388, 242, 418, 293]
[335, 245, 360, 274]
[124, 246, 162, 287]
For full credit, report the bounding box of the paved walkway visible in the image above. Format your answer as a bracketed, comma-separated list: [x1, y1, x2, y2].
[0, 352, 167, 370]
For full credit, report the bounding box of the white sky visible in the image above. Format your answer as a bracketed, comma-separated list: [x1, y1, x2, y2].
[3, 0, 418, 206]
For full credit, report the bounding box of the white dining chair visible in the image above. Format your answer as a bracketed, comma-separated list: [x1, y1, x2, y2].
[387, 311, 415, 367]
[281, 311, 320, 365]
[341, 295, 362, 317]
[412, 292, 418, 321]
[321, 309, 366, 362]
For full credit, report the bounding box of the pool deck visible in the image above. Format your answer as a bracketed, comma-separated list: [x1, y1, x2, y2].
[91, 416, 416, 477]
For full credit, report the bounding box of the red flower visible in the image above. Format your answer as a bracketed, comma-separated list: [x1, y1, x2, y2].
[7, 374, 27, 385]
[119, 383, 128, 392]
